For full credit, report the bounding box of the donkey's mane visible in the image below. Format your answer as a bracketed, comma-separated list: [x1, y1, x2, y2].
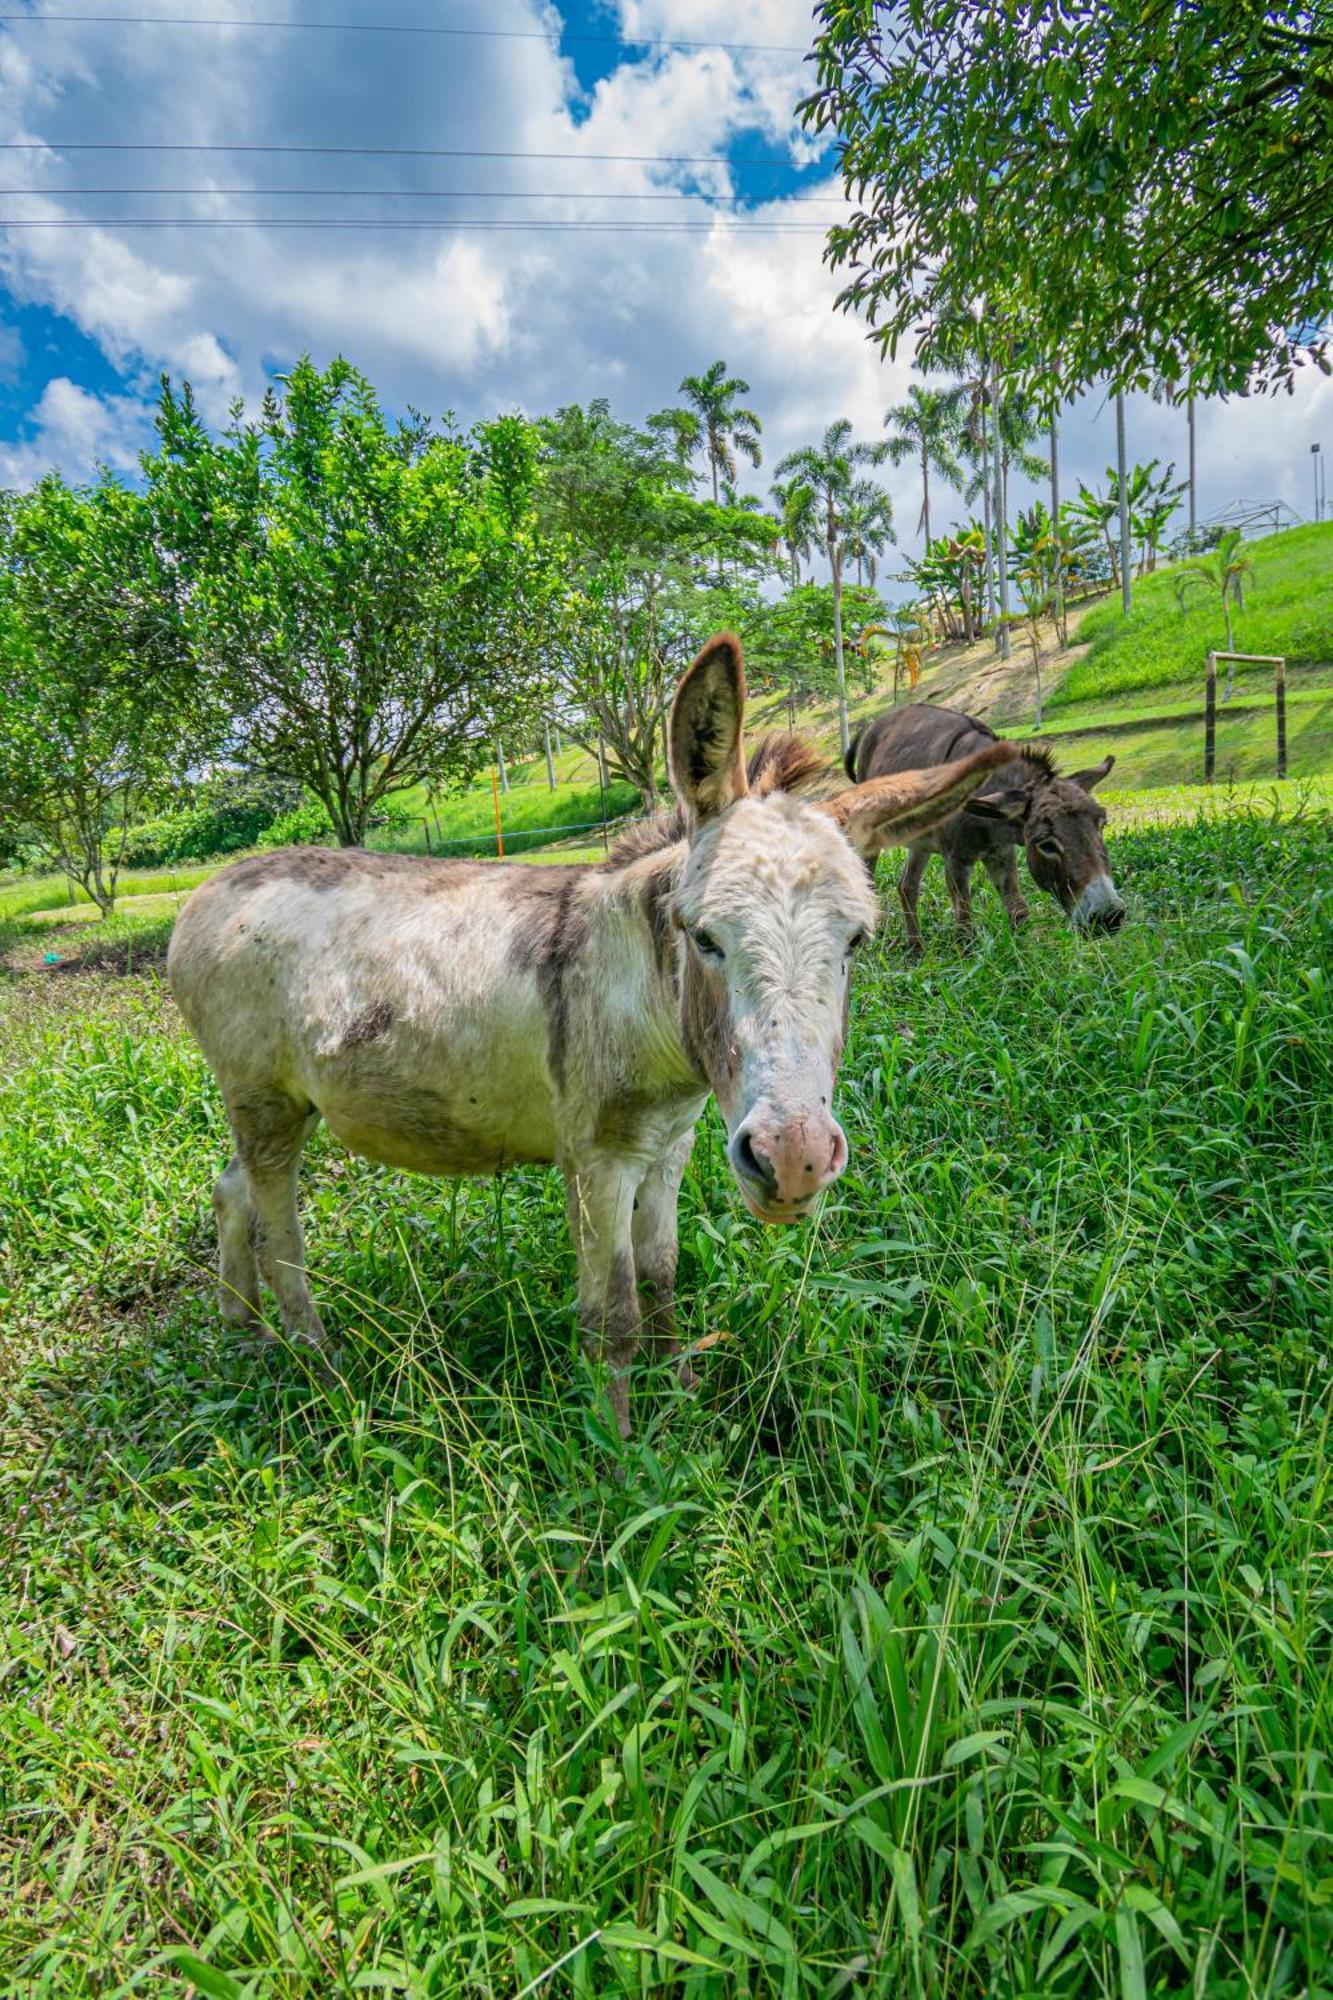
[606, 732, 828, 867]
[1017, 743, 1059, 783]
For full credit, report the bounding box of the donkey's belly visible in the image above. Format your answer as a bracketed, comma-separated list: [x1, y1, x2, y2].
[320, 1081, 558, 1178]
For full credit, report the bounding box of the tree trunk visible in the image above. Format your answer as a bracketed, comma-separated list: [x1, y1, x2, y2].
[830, 539, 849, 759]
[1223, 596, 1236, 695]
[496, 739, 509, 794]
[543, 718, 556, 790]
[979, 386, 996, 622]
[1049, 398, 1064, 644]
[1188, 398, 1197, 536]
[921, 445, 931, 551]
[992, 382, 1010, 660]
[1115, 392, 1132, 615]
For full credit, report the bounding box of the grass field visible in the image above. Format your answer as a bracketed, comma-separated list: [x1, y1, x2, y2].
[1054, 523, 1333, 709]
[2, 803, 1330, 1997]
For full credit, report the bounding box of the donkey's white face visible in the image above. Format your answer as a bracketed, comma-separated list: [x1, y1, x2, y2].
[668, 636, 1030, 1224]
[673, 796, 874, 1222]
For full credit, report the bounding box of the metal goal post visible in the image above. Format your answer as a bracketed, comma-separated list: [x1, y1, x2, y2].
[1204, 653, 1288, 782]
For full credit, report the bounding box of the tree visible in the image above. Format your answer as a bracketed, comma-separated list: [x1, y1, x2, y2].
[770, 476, 818, 586]
[676, 361, 763, 506]
[537, 400, 774, 805]
[1067, 483, 1123, 594]
[801, 3, 1333, 397]
[774, 420, 890, 757]
[882, 381, 964, 549]
[841, 477, 896, 585]
[149, 358, 560, 848]
[0, 475, 200, 917]
[1127, 459, 1187, 574]
[743, 580, 887, 724]
[1173, 529, 1255, 697]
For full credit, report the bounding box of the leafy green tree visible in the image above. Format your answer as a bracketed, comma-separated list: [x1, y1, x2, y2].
[882, 381, 964, 548]
[774, 420, 890, 756]
[801, 2, 1333, 396]
[149, 358, 560, 848]
[537, 400, 774, 805]
[676, 360, 763, 506]
[770, 476, 818, 586]
[842, 478, 896, 586]
[0, 475, 199, 917]
[1174, 528, 1256, 696]
[743, 581, 887, 725]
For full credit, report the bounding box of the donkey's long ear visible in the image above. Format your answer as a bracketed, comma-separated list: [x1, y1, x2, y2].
[670, 633, 748, 821]
[1070, 753, 1115, 791]
[820, 741, 1024, 859]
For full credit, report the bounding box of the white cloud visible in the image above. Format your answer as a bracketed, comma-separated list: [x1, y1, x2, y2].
[0, 376, 151, 486]
[0, 0, 1327, 570]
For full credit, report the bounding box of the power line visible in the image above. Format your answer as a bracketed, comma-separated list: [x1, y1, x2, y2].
[0, 185, 845, 202]
[0, 216, 831, 230]
[0, 10, 808, 54]
[0, 142, 820, 165]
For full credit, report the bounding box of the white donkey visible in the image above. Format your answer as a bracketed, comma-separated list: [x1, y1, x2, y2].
[169, 635, 1025, 1435]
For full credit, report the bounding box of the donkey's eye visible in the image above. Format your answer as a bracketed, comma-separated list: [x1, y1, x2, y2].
[848, 929, 868, 953]
[1037, 838, 1063, 859]
[693, 928, 724, 962]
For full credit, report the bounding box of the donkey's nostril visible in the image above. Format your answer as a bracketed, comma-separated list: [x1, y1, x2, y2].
[734, 1128, 775, 1193]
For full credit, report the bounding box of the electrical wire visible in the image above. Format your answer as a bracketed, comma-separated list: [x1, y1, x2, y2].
[0, 142, 824, 165]
[0, 215, 831, 229]
[0, 11, 808, 54]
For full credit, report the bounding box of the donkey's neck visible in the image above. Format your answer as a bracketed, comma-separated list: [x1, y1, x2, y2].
[594, 842, 709, 1101]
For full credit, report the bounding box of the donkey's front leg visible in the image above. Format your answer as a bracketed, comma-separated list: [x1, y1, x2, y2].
[633, 1133, 697, 1393]
[564, 1154, 642, 1440]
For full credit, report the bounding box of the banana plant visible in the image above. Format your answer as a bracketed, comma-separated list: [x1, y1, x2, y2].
[1173, 528, 1255, 697]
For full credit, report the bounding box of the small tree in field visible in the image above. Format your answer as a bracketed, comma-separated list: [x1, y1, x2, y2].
[0, 476, 198, 917]
[150, 358, 561, 847]
[1174, 529, 1256, 699]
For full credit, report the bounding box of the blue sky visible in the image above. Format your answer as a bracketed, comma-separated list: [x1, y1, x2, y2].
[1, 1, 1329, 565]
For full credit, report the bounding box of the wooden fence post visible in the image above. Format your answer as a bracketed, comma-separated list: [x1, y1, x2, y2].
[1204, 652, 1216, 783]
[543, 719, 556, 790]
[1275, 657, 1287, 779]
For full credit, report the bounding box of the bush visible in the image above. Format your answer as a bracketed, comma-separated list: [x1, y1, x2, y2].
[119, 772, 305, 866]
[258, 794, 337, 849]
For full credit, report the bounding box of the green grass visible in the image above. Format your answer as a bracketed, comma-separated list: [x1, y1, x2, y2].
[383, 766, 641, 859]
[0, 862, 221, 924]
[1055, 523, 1333, 708]
[1019, 691, 1333, 791]
[2, 807, 1331, 1996]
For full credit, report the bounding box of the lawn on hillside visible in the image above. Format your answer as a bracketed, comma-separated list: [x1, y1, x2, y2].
[1055, 522, 1333, 707]
[2, 806, 1330, 1998]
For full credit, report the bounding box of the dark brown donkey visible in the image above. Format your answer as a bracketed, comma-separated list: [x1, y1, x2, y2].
[846, 704, 1125, 948]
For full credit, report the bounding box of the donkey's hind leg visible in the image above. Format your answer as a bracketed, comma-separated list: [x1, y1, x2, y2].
[213, 1153, 261, 1330]
[228, 1092, 326, 1349]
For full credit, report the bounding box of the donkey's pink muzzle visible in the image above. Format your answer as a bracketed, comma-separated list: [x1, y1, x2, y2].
[728, 1107, 848, 1223]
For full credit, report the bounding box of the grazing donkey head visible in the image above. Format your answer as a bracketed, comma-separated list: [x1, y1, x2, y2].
[667, 635, 1026, 1222]
[966, 748, 1124, 932]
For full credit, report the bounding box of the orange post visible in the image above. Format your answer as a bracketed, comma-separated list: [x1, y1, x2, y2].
[492, 768, 504, 857]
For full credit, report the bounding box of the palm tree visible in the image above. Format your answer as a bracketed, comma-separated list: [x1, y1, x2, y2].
[1174, 529, 1255, 697]
[842, 478, 896, 586]
[770, 476, 817, 586]
[882, 382, 965, 549]
[775, 420, 890, 756]
[677, 360, 763, 505]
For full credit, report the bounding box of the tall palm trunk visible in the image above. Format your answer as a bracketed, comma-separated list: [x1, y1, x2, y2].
[992, 378, 1010, 660]
[1049, 394, 1065, 643]
[1115, 392, 1132, 614]
[979, 376, 996, 622]
[920, 442, 931, 550]
[1187, 398, 1197, 537]
[829, 500, 849, 758]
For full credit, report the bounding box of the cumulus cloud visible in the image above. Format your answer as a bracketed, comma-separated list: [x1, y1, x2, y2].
[0, 0, 1327, 557]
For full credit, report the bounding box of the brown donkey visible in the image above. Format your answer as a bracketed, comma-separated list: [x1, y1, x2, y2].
[848, 703, 1125, 949]
[169, 637, 1026, 1435]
